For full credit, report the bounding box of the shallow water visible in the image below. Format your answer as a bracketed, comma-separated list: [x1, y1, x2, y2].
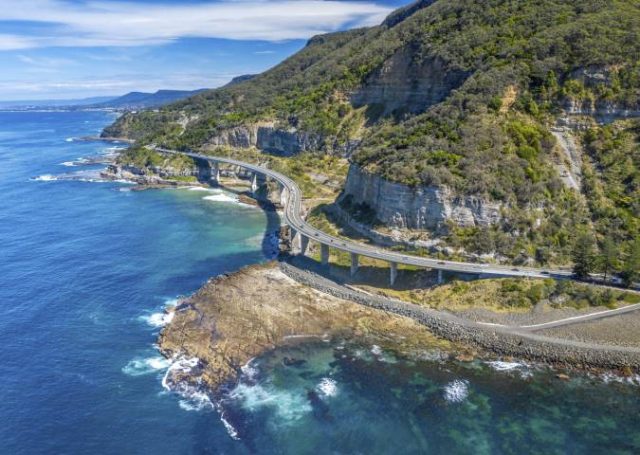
[2, 111, 640, 454]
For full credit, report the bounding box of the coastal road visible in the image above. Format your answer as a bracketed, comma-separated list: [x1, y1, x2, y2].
[153, 146, 579, 282]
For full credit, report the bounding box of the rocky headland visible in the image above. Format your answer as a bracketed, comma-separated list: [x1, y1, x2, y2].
[158, 262, 457, 395]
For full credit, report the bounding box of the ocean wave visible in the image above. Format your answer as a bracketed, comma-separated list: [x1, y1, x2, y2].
[240, 358, 259, 382]
[203, 194, 239, 204]
[161, 356, 200, 391]
[443, 379, 469, 403]
[32, 174, 58, 181]
[316, 378, 338, 398]
[65, 137, 75, 142]
[178, 390, 214, 412]
[122, 356, 171, 376]
[163, 297, 181, 307]
[599, 372, 640, 386]
[60, 161, 77, 167]
[161, 355, 240, 439]
[486, 361, 526, 371]
[229, 382, 312, 423]
[139, 311, 174, 328]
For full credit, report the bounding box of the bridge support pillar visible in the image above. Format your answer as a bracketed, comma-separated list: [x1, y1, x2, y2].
[437, 269, 444, 285]
[390, 262, 398, 286]
[350, 253, 359, 277]
[290, 228, 300, 254]
[251, 173, 258, 193]
[280, 186, 287, 208]
[320, 244, 330, 266]
[300, 234, 309, 256]
[212, 163, 220, 185]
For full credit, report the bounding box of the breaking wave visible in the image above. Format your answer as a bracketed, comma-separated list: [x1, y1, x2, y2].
[443, 379, 469, 403]
[122, 356, 171, 376]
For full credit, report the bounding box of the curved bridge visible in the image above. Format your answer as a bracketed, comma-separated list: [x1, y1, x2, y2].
[154, 147, 575, 285]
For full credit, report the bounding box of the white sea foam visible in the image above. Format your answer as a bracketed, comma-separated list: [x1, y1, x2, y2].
[486, 361, 526, 371]
[139, 311, 174, 328]
[164, 297, 181, 307]
[186, 186, 213, 192]
[161, 356, 200, 391]
[600, 372, 640, 386]
[443, 379, 469, 403]
[32, 174, 58, 181]
[316, 378, 338, 398]
[178, 390, 214, 412]
[240, 359, 259, 382]
[371, 345, 383, 356]
[65, 137, 75, 142]
[60, 161, 77, 167]
[218, 410, 241, 440]
[229, 382, 312, 423]
[203, 193, 239, 203]
[122, 356, 171, 376]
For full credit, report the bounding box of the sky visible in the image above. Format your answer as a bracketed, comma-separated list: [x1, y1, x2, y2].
[0, 0, 411, 101]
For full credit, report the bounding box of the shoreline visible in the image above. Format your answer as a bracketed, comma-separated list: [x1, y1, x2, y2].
[156, 260, 640, 407]
[278, 260, 640, 373]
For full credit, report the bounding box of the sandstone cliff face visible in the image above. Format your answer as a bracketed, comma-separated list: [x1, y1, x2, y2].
[341, 164, 502, 232]
[563, 66, 640, 122]
[206, 122, 328, 156]
[351, 49, 468, 117]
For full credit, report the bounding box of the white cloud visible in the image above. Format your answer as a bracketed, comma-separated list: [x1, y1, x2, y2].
[0, 0, 392, 50]
[18, 54, 77, 66]
[0, 34, 38, 50]
[0, 71, 237, 98]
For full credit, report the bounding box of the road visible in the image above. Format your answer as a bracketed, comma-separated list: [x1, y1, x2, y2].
[154, 146, 580, 280]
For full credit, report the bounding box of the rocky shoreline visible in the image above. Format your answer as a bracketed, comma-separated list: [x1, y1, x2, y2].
[278, 261, 640, 374]
[157, 259, 640, 403]
[157, 263, 464, 396]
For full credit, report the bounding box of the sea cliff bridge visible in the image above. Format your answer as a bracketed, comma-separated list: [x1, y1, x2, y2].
[154, 147, 575, 285]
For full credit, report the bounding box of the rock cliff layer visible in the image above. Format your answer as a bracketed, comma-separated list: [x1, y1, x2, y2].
[341, 164, 502, 232]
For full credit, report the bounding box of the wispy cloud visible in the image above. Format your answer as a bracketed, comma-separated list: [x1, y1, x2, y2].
[0, 71, 238, 97]
[0, 0, 391, 50]
[18, 54, 76, 67]
[254, 50, 275, 54]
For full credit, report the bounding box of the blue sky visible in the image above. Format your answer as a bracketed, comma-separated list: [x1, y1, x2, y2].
[0, 0, 411, 101]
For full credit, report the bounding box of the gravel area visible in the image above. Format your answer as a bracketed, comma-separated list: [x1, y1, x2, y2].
[540, 312, 640, 348]
[454, 305, 613, 326]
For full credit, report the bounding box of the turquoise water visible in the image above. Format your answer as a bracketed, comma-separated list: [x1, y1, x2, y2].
[1, 111, 640, 454]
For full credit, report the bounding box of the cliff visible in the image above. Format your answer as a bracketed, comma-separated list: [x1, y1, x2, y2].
[340, 164, 502, 232]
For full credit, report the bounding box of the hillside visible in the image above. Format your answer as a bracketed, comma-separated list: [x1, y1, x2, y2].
[104, 0, 640, 273]
[94, 89, 206, 110]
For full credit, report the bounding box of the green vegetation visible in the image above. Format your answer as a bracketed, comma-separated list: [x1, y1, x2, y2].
[416, 278, 637, 312]
[107, 0, 640, 277]
[116, 146, 196, 171]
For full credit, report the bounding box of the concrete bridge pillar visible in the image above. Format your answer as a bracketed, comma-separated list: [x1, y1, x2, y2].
[390, 261, 398, 286]
[212, 162, 220, 185]
[290, 227, 300, 254]
[437, 269, 444, 285]
[320, 244, 330, 266]
[251, 173, 259, 193]
[350, 253, 359, 277]
[280, 186, 287, 208]
[299, 234, 309, 256]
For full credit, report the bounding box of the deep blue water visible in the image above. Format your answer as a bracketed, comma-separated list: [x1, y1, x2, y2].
[2, 111, 640, 454]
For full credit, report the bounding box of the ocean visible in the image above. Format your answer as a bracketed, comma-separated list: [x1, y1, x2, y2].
[2, 110, 640, 454]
